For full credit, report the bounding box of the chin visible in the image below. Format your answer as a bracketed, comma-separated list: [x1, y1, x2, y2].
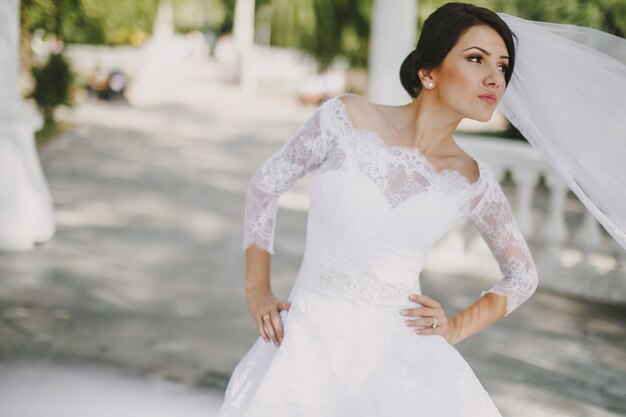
[466, 114, 491, 123]
[470, 111, 495, 123]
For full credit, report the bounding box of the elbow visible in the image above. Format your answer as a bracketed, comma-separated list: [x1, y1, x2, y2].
[519, 268, 539, 305]
[526, 261, 539, 298]
[530, 270, 539, 295]
[511, 269, 539, 316]
[491, 268, 539, 317]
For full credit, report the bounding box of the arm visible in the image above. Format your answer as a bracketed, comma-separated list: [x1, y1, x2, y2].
[446, 292, 507, 345]
[448, 167, 539, 344]
[400, 166, 538, 344]
[245, 244, 290, 346]
[243, 102, 330, 255]
[242, 100, 333, 345]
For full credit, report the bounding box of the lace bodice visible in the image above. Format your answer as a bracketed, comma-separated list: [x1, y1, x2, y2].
[243, 95, 538, 316]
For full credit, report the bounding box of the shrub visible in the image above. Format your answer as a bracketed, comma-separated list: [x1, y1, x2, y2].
[31, 53, 74, 122]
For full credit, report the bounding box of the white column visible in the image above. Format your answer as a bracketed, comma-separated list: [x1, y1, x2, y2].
[367, 0, 417, 105]
[233, 0, 255, 53]
[608, 239, 626, 302]
[573, 209, 603, 275]
[233, 0, 256, 94]
[0, 0, 54, 250]
[0, 0, 20, 103]
[512, 168, 537, 238]
[536, 173, 569, 288]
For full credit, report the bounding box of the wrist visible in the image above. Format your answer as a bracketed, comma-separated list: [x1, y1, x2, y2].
[447, 318, 463, 345]
[245, 280, 271, 295]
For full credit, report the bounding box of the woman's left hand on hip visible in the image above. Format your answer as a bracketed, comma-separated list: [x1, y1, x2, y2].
[401, 294, 454, 344]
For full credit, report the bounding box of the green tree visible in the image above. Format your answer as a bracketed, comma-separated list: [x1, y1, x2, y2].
[473, 0, 625, 37]
[170, 0, 230, 34]
[21, 0, 160, 45]
[31, 53, 74, 122]
[260, 0, 625, 71]
[262, 0, 372, 70]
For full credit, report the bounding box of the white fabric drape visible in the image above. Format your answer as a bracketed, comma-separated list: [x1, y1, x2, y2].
[497, 13, 626, 250]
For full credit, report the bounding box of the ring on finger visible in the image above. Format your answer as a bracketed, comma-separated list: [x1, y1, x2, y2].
[431, 316, 439, 328]
[262, 314, 270, 320]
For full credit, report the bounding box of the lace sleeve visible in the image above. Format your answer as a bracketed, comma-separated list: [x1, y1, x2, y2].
[243, 101, 332, 255]
[469, 166, 539, 316]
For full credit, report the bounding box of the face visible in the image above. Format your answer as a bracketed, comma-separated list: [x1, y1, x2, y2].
[423, 25, 510, 122]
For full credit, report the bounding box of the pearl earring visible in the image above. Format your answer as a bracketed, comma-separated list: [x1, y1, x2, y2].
[427, 82, 434, 89]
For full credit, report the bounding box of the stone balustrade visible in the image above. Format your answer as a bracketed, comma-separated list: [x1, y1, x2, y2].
[456, 134, 626, 305]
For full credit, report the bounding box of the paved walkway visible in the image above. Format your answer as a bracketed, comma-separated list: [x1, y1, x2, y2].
[0, 360, 224, 416]
[0, 56, 625, 416]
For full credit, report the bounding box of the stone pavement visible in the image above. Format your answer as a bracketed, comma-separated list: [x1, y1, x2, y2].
[0, 57, 625, 416]
[0, 360, 224, 416]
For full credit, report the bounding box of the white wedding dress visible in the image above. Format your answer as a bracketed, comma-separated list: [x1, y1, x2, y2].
[218, 95, 538, 417]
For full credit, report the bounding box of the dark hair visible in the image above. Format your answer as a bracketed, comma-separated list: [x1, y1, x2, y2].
[400, 2, 517, 98]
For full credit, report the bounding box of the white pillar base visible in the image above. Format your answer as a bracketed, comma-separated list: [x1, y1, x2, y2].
[0, 101, 55, 251]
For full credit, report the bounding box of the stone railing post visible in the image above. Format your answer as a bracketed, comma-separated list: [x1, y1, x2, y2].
[511, 168, 537, 238]
[535, 172, 569, 288]
[573, 209, 603, 296]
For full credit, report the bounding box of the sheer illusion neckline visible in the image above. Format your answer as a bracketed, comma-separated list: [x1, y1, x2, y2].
[333, 96, 484, 188]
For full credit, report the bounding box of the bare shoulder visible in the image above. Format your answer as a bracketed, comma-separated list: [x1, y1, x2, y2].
[337, 93, 370, 109]
[449, 149, 481, 184]
[466, 157, 481, 184]
[337, 94, 377, 127]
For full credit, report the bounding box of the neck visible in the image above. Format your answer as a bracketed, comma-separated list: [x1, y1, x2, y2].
[394, 90, 463, 155]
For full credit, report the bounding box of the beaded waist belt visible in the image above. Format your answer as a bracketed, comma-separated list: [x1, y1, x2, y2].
[293, 257, 422, 305]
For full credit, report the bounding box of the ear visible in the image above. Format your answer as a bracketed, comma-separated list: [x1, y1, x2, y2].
[418, 68, 437, 89]
[418, 68, 435, 85]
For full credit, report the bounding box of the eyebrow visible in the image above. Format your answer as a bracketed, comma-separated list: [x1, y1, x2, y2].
[463, 46, 509, 60]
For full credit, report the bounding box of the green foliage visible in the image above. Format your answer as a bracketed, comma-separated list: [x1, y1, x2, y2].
[171, 0, 228, 33]
[219, 0, 236, 34]
[260, 0, 624, 71]
[35, 119, 62, 148]
[445, 0, 626, 37]
[21, 0, 160, 45]
[79, 0, 160, 44]
[264, 0, 372, 70]
[31, 53, 74, 122]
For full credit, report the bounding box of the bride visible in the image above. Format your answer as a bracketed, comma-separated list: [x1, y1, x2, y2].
[218, 2, 625, 416]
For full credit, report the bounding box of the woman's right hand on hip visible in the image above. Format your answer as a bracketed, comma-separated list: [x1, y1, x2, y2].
[246, 288, 291, 347]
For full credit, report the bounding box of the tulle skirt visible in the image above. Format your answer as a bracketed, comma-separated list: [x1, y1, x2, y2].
[217, 285, 502, 417]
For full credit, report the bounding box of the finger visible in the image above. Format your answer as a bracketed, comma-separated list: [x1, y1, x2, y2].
[277, 301, 291, 311]
[261, 312, 276, 343]
[415, 316, 441, 328]
[404, 317, 436, 328]
[401, 307, 438, 317]
[410, 294, 441, 308]
[410, 294, 441, 309]
[272, 312, 285, 343]
[264, 312, 280, 346]
[414, 326, 443, 336]
[256, 319, 270, 342]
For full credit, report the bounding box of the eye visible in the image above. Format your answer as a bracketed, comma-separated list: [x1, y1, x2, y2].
[468, 55, 508, 74]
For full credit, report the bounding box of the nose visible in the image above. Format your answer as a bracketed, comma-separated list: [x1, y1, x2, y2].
[484, 66, 503, 89]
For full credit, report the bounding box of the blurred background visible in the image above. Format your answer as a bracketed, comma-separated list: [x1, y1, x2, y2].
[0, 0, 625, 416]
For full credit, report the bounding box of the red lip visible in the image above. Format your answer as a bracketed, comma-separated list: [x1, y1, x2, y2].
[478, 93, 497, 105]
[478, 93, 497, 100]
